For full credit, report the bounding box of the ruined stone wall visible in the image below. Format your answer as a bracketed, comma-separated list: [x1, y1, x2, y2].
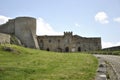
[0, 19, 14, 34]
[80, 38, 101, 51]
[71, 36, 101, 52]
[37, 35, 78, 52]
[37, 32, 101, 52]
[37, 36, 63, 51]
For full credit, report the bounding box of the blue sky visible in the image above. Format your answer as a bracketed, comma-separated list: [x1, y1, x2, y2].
[0, 0, 120, 48]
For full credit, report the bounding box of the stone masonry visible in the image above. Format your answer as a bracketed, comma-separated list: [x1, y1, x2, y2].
[0, 33, 10, 44]
[0, 17, 39, 49]
[37, 32, 101, 52]
[0, 16, 101, 52]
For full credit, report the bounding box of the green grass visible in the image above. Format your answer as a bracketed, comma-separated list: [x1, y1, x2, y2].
[0, 44, 98, 80]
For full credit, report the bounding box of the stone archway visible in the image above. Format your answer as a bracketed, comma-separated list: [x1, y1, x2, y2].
[65, 47, 69, 52]
[46, 48, 50, 51]
[78, 47, 81, 52]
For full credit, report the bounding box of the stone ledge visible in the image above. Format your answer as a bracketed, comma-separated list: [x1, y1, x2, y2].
[95, 56, 107, 80]
[106, 61, 119, 80]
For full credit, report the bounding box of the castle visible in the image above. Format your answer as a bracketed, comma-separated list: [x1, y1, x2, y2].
[0, 17, 39, 49]
[0, 17, 101, 52]
[37, 32, 101, 52]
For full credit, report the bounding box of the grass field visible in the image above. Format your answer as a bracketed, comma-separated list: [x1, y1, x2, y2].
[0, 44, 98, 80]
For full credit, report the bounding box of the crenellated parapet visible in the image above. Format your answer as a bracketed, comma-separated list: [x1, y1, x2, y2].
[64, 31, 73, 36]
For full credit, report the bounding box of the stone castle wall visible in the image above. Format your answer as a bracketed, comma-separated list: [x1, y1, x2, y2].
[0, 17, 39, 49]
[0, 19, 14, 34]
[37, 32, 101, 52]
[14, 17, 39, 48]
[0, 16, 101, 52]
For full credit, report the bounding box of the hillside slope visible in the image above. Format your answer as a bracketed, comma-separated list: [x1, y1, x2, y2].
[0, 44, 98, 80]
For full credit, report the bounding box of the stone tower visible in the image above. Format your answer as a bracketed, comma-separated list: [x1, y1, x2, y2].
[0, 17, 39, 49]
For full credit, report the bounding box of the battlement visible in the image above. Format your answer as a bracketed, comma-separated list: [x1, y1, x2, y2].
[64, 31, 73, 36]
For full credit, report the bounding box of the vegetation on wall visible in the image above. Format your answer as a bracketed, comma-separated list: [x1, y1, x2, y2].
[10, 34, 22, 45]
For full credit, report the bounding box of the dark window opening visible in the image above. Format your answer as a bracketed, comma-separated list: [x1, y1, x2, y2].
[58, 39, 60, 43]
[47, 48, 50, 51]
[65, 47, 69, 52]
[49, 40, 51, 43]
[78, 47, 81, 52]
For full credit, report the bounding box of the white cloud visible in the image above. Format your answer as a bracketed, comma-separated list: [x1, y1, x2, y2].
[36, 18, 62, 35]
[113, 17, 120, 23]
[75, 23, 80, 27]
[0, 15, 11, 24]
[102, 41, 120, 48]
[95, 12, 109, 24]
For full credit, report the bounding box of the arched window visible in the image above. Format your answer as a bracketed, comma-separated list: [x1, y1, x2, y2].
[65, 47, 69, 52]
[78, 47, 81, 52]
[49, 40, 51, 43]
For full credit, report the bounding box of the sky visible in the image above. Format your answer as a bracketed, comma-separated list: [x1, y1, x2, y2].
[0, 0, 120, 48]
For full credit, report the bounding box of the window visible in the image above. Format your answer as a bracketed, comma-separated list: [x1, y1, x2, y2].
[47, 48, 50, 51]
[49, 40, 51, 43]
[58, 39, 60, 43]
[65, 39, 69, 44]
[65, 47, 69, 52]
[78, 47, 81, 52]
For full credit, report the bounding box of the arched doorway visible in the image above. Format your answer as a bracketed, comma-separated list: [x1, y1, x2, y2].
[46, 48, 50, 51]
[78, 47, 81, 52]
[65, 47, 69, 52]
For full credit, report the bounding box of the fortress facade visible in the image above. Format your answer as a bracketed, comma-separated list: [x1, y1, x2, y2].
[37, 32, 101, 52]
[0, 17, 101, 52]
